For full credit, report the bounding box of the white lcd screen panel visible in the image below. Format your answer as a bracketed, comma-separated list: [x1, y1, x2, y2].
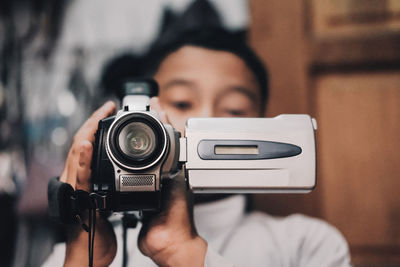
[214, 145, 259, 155]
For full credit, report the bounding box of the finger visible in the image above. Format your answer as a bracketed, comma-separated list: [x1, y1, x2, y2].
[81, 100, 116, 136]
[150, 97, 170, 124]
[60, 155, 77, 186]
[60, 152, 72, 183]
[76, 140, 93, 192]
[59, 162, 69, 183]
[62, 139, 84, 187]
[88, 101, 116, 126]
[60, 102, 115, 189]
[76, 101, 116, 143]
[162, 173, 187, 204]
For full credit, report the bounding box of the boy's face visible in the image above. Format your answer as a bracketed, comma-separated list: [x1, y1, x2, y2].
[154, 45, 262, 134]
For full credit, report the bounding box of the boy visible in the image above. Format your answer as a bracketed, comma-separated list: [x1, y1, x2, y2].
[44, 29, 350, 267]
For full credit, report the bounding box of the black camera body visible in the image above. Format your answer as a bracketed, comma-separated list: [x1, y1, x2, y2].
[91, 81, 181, 212]
[48, 79, 316, 225]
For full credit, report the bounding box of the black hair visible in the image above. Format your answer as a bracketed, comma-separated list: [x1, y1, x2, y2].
[144, 27, 269, 112]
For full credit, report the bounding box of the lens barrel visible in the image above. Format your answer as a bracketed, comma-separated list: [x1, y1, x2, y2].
[118, 122, 156, 159]
[108, 112, 167, 170]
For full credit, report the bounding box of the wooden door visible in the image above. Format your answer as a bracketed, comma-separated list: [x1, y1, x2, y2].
[250, 0, 400, 265]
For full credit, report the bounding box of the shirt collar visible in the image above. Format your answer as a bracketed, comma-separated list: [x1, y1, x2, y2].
[194, 195, 246, 239]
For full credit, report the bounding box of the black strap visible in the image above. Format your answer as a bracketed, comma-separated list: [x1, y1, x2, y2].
[48, 177, 75, 224]
[48, 177, 142, 267]
[48, 177, 110, 225]
[48, 177, 110, 267]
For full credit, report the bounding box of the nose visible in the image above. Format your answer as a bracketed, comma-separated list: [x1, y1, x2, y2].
[199, 105, 213, 118]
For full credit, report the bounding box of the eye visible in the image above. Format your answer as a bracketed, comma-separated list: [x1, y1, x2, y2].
[172, 101, 192, 111]
[224, 109, 246, 117]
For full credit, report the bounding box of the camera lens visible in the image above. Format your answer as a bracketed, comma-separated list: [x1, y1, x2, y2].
[108, 112, 167, 170]
[118, 122, 156, 159]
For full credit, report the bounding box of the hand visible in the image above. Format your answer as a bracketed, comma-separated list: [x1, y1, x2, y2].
[137, 98, 207, 267]
[61, 101, 118, 267]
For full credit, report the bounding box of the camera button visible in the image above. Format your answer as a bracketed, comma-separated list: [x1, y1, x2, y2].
[312, 118, 318, 130]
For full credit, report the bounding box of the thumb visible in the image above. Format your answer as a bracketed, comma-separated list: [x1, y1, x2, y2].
[76, 140, 93, 192]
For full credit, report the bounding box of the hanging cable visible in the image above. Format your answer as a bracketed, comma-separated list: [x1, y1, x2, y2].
[88, 208, 96, 267]
[122, 217, 128, 267]
[88, 209, 93, 267]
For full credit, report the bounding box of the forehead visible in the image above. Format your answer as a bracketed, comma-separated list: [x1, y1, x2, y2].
[154, 46, 260, 95]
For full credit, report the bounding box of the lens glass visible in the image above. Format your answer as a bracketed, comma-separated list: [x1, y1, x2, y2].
[118, 122, 156, 159]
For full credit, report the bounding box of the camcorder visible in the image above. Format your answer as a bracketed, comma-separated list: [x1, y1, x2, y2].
[90, 80, 317, 212]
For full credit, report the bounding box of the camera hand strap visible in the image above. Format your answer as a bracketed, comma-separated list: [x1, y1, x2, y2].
[48, 177, 111, 267]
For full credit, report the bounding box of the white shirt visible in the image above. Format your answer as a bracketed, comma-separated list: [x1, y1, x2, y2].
[43, 195, 351, 267]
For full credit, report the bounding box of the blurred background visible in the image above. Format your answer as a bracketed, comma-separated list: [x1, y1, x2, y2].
[0, 0, 399, 266]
